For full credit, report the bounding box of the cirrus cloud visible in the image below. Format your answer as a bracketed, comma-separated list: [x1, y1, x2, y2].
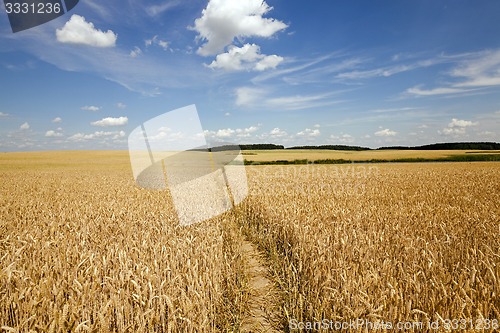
[145, 1, 180, 17]
[451, 49, 500, 87]
[81, 105, 101, 112]
[235, 86, 266, 106]
[130, 47, 142, 58]
[406, 86, 469, 96]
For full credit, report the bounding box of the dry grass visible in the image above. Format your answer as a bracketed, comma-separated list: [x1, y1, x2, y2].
[239, 163, 499, 331]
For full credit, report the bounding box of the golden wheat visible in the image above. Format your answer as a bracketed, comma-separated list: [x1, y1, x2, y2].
[1, 152, 498, 332]
[239, 162, 499, 331]
[0, 152, 247, 332]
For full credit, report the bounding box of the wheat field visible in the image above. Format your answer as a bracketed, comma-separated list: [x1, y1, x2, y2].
[1, 151, 499, 332]
[239, 163, 499, 331]
[0, 152, 247, 332]
[241, 149, 500, 163]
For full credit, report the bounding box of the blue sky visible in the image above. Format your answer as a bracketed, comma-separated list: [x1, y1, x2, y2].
[1, 0, 499, 151]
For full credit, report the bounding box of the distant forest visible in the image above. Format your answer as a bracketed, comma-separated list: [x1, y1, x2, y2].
[377, 142, 500, 150]
[234, 142, 500, 151]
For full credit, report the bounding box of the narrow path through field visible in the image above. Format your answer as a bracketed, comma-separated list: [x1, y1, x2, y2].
[239, 239, 281, 333]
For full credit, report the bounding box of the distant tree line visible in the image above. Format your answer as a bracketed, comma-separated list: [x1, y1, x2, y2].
[285, 145, 371, 151]
[377, 142, 500, 150]
[207, 142, 499, 151]
[239, 144, 285, 150]
[193, 144, 284, 152]
[240, 142, 499, 150]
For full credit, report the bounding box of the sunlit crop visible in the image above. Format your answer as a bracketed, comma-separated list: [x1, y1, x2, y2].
[240, 162, 499, 331]
[1, 152, 498, 332]
[0, 152, 246, 332]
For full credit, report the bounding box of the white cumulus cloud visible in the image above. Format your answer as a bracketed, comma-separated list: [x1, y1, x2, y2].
[68, 131, 125, 142]
[297, 128, 320, 137]
[91, 116, 128, 127]
[255, 54, 284, 71]
[56, 15, 117, 48]
[20, 122, 30, 130]
[191, 0, 288, 56]
[157, 40, 169, 50]
[52, 117, 62, 123]
[215, 128, 235, 138]
[270, 127, 287, 138]
[441, 118, 478, 135]
[0, 112, 9, 117]
[448, 118, 477, 128]
[45, 130, 63, 137]
[207, 43, 283, 71]
[375, 129, 397, 137]
[204, 125, 260, 139]
[235, 126, 259, 137]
